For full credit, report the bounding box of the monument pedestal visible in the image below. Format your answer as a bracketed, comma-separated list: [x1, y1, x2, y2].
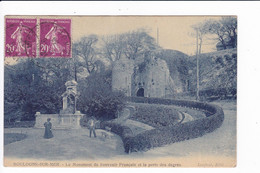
[35, 112, 84, 129]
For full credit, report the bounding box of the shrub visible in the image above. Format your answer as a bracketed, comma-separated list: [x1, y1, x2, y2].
[199, 87, 237, 101]
[78, 70, 126, 121]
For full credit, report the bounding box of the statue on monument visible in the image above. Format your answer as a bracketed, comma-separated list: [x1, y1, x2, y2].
[60, 80, 79, 114]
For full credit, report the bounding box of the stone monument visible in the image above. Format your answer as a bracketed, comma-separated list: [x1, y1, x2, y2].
[35, 80, 84, 129]
[60, 80, 78, 114]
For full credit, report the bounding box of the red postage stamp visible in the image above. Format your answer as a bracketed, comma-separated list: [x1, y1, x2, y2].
[40, 19, 71, 58]
[5, 18, 37, 57]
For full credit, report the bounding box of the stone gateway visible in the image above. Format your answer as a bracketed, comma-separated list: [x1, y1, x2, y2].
[112, 56, 174, 98]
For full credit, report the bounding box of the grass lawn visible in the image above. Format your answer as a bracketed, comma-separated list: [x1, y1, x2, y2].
[4, 133, 27, 145]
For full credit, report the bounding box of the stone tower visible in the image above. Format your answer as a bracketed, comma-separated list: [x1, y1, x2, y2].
[112, 57, 134, 96]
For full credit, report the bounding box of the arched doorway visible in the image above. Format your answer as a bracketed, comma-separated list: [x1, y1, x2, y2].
[136, 88, 144, 97]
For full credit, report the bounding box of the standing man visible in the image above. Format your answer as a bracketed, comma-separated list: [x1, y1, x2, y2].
[88, 116, 96, 138]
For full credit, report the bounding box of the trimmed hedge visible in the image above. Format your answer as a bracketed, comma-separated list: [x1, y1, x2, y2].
[100, 121, 134, 153]
[102, 97, 224, 153]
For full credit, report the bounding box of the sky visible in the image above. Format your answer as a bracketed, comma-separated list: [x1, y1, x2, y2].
[72, 16, 221, 56]
[4, 16, 222, 65]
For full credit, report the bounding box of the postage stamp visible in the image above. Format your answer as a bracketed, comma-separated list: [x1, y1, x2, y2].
[39, 19, 71, 58]
[3, 16, 237, 168]
[5, 18, 37, 57]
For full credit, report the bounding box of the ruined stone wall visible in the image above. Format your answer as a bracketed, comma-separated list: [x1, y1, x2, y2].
[132, 58, 172, 98]
[112, 57, 173, 98]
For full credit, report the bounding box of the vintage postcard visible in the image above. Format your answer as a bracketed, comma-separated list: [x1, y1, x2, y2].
[3, 16, 237, 167]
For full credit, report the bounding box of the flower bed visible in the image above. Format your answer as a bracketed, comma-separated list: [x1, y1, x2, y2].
[129, 103, 180, 128]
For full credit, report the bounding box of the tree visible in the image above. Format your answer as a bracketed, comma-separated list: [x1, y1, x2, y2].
[77, 70, 126, 120]
[70, 44, 81, 81]
[200, 17, 237, 49]
[189, 50, 237, 99]
[124, 29, 159, 62]
[73, 35, 98, 74]
[220, 17, 237, 48]
[213, 53, 237, 90]
[4, 58, 72, 122]
[192, 22, 208, 54]
[102, 34, 125, 63]
[101, 29, 159, 67]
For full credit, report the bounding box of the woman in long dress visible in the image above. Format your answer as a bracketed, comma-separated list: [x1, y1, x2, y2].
[44, 118, 53, 139]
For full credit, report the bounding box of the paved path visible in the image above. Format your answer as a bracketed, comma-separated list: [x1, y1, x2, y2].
[4, 128, 125, 160]
[181, 112, 193, 123]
